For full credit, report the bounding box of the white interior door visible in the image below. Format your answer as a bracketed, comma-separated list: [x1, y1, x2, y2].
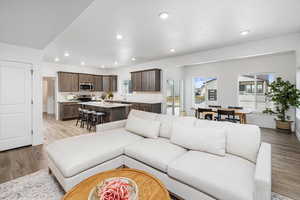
[0, 61, 32, 151]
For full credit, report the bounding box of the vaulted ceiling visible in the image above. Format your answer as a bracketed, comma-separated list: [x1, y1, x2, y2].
[1, 0, 300, 68]
[0, 0, 95, 49]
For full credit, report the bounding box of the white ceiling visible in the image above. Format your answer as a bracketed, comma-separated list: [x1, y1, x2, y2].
[0, 0, 95, 49]
[2, 0, 300, 67]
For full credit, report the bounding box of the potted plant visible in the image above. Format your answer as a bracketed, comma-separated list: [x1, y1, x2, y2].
[107, 92, 114, 100]
[263, 77, 300, 132]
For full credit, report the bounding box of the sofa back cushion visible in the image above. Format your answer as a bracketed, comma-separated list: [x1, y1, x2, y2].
[126, 115, 160, 139]
[157, 114, 178, 138]
[171, 124, 226, 156]
[128, 109, 158, 121]
[226, 124, 261, 163]
[195, 119, 231, 129]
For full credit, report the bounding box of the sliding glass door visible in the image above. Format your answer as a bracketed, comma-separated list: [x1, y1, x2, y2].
[166, 80, 184, 116]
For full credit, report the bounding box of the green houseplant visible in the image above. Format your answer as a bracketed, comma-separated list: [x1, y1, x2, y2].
[263, 77, 300, 132]
[107, 92, 114, 100]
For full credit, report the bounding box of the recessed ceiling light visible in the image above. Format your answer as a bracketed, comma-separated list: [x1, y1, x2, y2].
[80, 61, 85, 66]
[101, 65, 105, 68]
[114, 61, 118, 65]
[170, 48, 175, 53]
[131, 57, 136, 61]
[116, 34, 123, 40]
[159, 12, 169, 20]
[64, 51, 70, 57]
[240, 30, 250, 36]
[54, 57, 60, 62]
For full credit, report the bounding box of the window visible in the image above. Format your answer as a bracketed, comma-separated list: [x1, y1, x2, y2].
[193, 77, 217, 107]
[122, 80, 132, 95]
[238, 73, 275, 112]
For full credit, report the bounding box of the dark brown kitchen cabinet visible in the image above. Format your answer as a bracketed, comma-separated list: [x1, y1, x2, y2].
[131, 69, 161, 92]
[94, 75, 103, 91]
[131, 72, 142, 91]
[79, 74, 94, 83]
[108, 100, 162, 114]
[131, 103, 161, 113]
[58, 72, 79, 92]
[103, 75, 118, 92]
[59, 103, 80, 120]
[141, 71, 149, 91]
[111, 75, 118, 92]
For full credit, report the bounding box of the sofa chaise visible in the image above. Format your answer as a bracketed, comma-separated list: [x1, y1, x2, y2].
[46, 110, 271, 200]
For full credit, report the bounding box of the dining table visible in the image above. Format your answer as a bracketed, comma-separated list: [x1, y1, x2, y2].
[192, 107, 252, 124]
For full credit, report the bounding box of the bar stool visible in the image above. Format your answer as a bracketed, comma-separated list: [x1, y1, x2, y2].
[96, 112, 106, 125]
[81, 109, 91, 128]
[89, 111, 106, 131]
[76, 108, 83, 127]
[87, 110, 96, 130]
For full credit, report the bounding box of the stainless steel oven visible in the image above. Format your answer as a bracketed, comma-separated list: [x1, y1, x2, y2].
[79, 83, 94, 91]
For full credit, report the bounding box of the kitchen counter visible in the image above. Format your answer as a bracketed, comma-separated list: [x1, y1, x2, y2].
[79, 102, 131, 122]
[58, 100, 80, 103]
[79, 102, 131, 108]
[110, 99, 163, 104]
[106, 99, 162, 113]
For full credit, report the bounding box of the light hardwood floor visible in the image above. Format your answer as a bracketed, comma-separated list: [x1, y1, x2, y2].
[0, 114, 300, 199]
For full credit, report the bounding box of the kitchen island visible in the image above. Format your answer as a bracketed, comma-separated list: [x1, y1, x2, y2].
[79, 102, 131, 122]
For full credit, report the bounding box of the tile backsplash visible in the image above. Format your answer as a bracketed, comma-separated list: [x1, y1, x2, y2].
[58, 91, 164, 103]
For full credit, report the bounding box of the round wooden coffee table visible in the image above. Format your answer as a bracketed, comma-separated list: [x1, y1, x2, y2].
[63, 168, 171, 200]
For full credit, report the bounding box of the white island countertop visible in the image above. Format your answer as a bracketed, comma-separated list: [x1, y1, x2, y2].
[79, 102, 131, 108]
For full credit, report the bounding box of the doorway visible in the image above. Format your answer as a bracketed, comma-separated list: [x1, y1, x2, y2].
[166, 80, 184, 116]
[42, 77, 56, 118]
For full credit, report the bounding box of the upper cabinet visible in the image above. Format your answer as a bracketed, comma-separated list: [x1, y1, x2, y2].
[131, 69, 161, 92]
[131, 71, 142, 91]
[79, 73, 94, 83]
[58, 72, 117, 92]
[58, 72, 79, 92]
[111, 75, 118, 92]
[94, 75, 103, 91]
[103, 75, 118, 92]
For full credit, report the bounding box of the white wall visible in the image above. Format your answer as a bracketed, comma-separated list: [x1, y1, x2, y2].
[184, 52, 297, 130]
[296, 48, 300, 139]
[41, 62, 110, 77]
[0, 42, 43, 145]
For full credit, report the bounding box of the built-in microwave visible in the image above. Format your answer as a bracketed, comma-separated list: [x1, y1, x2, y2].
[80, 83, 94, 91]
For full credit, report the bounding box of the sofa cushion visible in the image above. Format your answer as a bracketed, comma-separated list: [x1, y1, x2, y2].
[157, 114, 178, 138]
[174, 116, 196, 126]
[125, 115, 161, 138]
[195, 119, 232, 128]
[46, 129, 142, 178]
[168, 151, 255, 200]
[128, 109, 158, 121]
[195, 120, 261, 163]
[124, 138, 187, 172]
[171, 124, 226, 156]
[226, 124, 261, 163]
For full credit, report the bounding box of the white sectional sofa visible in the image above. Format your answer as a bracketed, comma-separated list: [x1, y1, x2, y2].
[46, 110, 271, 200]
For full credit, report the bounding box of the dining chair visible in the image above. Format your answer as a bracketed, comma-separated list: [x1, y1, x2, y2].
[227, 106, 243, 122]
[208, 105, 222, 108]
[197, 108, 214, 120]
[216, 109, 237, 123]
[228, 106, 243, 110]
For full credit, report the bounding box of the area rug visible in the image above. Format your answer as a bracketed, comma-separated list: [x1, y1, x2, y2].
[0, 169, 294, 200]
